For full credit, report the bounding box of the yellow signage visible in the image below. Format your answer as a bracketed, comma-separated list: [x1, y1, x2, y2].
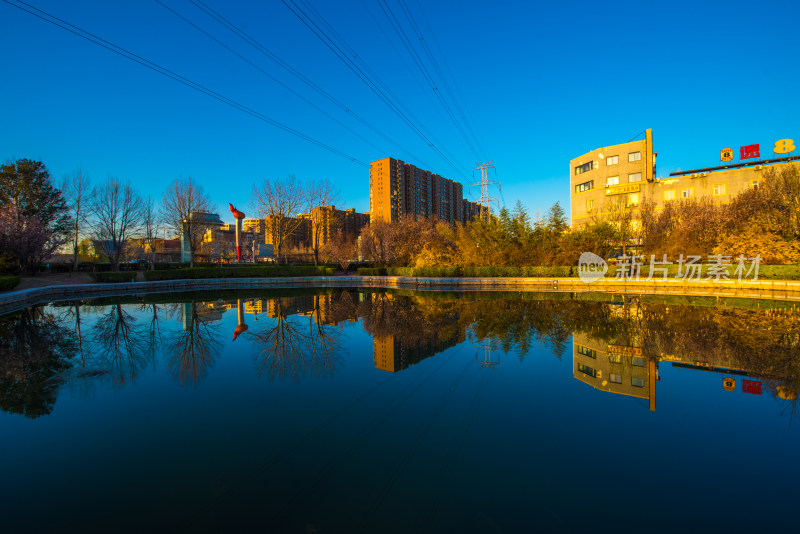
[608, 345, 642, 355]
[606, 183, 641, 196]
[774, 139, 796, 154]
[720, 148, 733, 162]
[723, 377, 735, 391]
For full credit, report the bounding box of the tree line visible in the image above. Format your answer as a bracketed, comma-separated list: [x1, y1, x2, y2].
[354, 164, 800, 268]
[0, 158, 341, 274]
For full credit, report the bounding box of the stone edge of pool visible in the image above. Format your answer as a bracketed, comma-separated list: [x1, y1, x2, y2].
[2, 276, 800, 315]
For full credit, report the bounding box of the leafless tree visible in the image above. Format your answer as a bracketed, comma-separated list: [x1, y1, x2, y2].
[161, 177, 215, 267]
[320, 229, 358, 271]
[251, 175, 307, 263]
[61, 169, 90, 272]
[88, 177, 144, 270]
[142, 195, 161, 270]
[307, 179, 339, 265]
[359, 219, 397, 264]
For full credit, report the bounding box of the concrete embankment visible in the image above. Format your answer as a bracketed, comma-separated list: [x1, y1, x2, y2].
[1, 276, 799, 315]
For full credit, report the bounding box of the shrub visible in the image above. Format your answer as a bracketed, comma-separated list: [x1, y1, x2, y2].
[0, 276, 21, 291]
[357, 267, 388, 276]
[89, 271, 137, 283]
[143, 265, 333, 281]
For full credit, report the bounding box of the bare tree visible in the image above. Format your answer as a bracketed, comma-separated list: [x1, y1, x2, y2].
[359, 219, 397, 264]
[307, 179, 339, 266]
[88, 177, 144, 270]
[251, 175, 307, 264]
[161, 177, 215, 267]
[142, 195, 160, 270]
[321, 229, 358, 271]
[61, 169, 90, 272]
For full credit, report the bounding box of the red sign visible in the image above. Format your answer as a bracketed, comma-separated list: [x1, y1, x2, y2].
[742, 379, 762, 395]
[740, 144, 760, 160]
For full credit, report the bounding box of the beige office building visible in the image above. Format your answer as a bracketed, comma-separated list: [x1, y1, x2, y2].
[570, 128, 797, 226]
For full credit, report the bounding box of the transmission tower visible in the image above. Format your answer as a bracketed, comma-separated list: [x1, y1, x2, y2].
[470, 161, 501, 220]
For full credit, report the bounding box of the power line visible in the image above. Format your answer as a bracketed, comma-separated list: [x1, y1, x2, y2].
[282, 0, 468, 180]
[188, 0, 425, 166]
[154, 0, 391, 159]
[387, 0, 485, 161]
[412, 0, 488, 159]
[2, 0, 370, 167]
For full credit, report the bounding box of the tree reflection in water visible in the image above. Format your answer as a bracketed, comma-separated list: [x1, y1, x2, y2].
[246, 294, 346, 382]
[0, 307, 78, 418]
[166, 302, 222, 387]
[86, 303, 153, 387]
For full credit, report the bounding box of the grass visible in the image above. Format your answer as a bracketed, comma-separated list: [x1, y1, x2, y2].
[0, 276, 21, 291]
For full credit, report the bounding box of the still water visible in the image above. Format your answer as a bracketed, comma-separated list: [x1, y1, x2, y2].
[1, 289, 798, 533]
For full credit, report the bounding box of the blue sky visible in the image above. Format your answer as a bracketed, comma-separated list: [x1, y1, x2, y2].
[2, 0, 798, 224]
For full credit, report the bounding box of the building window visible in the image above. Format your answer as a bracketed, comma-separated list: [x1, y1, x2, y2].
[609, 374, 623, 384]
[575, 162, 593, 175]
[664, 189, 676, 201]
[631, 357, 645, 367]
[628, 172, 642, 183]
[609, 354, 622, 363]
[575, 180, 593, 193]
[631, 377, 645, 387]
[627, 193, 639, 207]
[629, 151, 642, 162]
[606, 155, 619, 165]
[578, 363, 598, 378]
[577, 345, 597, 358]
[681, 187, 694, 199]
[587, 199, 594, 211]
[606, 176, 619, 186]
[752, 180, 763, 190]
[713, 183, 727, 196]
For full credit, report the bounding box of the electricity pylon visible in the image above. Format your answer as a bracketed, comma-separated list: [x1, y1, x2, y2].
[470, 161, 501, 220]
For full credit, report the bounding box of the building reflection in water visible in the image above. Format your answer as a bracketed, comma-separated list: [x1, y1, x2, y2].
[571, 300, 800, 411]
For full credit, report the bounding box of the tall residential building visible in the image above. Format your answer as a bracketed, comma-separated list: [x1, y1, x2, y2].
[370, 157, 478, 224]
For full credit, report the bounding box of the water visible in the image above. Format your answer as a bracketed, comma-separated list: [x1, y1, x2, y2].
[1, 289, 798, 533]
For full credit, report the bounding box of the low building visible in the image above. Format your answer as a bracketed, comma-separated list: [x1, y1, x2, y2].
[569, 129, 799, 227]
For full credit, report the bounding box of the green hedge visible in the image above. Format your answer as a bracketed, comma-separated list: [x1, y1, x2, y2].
[143, 265, 333, 281]
[90, 272, 137, 283]
[0, 276, 21, 291]
[357, 266, 574, 277]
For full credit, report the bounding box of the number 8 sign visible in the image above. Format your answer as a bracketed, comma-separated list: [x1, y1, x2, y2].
[774, 139, 796, 154]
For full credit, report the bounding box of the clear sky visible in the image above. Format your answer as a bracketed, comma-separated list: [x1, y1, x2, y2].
[2, 0, 798, 225]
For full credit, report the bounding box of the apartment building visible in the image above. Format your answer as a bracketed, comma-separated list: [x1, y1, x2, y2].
[369, 157, 479, 224]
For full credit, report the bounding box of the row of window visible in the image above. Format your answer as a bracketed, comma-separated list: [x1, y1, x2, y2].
[575, 162, 593, 175]
[575, 180, 593, 193]
[605, 152, 641, 165]
[577, 365, 646, 387]
[574, 152, 642, 175]
[575, 347, 646, 367]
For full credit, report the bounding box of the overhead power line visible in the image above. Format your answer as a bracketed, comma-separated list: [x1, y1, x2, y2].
[1, 0, 369, 167]
[380, 0, 484, 161]
[154, 0, 391, 159]
[282, 0, 468, 180]
[188, 0, 426, 166]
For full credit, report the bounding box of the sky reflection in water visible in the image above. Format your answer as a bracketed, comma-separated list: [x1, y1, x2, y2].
[1, 289, 798, 533]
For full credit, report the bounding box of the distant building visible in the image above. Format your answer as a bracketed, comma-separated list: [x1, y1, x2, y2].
[299, 205, 370, 249]
[369, 157, 480, 224]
